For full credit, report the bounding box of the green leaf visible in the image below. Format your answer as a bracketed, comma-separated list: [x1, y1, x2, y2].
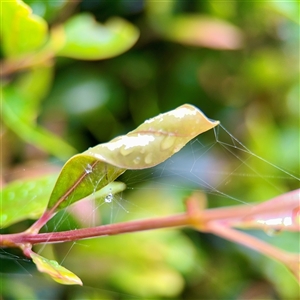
[0, 175, 58, 228]
[50, 14, 139, 60]
[47, 156, 125, 211]
[30, 251, 82, 285]
[1, 85, 77, 160]
[0, 0, 47, 57]
[47, 104, 219, 211]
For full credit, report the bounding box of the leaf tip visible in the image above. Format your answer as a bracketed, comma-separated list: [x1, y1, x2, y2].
[30, 251, 83, 285]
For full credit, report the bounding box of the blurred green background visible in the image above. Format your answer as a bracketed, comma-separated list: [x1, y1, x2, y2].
[1, 0, 299, 299]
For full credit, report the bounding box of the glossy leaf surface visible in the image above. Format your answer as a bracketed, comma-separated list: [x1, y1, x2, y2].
[0, 0, 47, 57]
[0, 175, 58, 228]
[52, 14, 139, 60]
[47, 104, 219, 211]
[30, 251, 82, 285]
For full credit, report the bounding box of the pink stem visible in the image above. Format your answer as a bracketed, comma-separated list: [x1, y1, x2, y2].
[1, 189, 299, 247]
[205, 221, 296, 268]
[1, 214, 192, 246]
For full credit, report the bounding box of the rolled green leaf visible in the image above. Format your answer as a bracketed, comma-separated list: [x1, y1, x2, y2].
[85, 104, 219, 169]
[47, 104, 219, 212]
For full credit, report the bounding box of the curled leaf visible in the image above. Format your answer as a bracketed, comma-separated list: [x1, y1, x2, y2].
[47, 104, 219, 212]
[30, 251, 82, 285]
[85, 104, 219, 169]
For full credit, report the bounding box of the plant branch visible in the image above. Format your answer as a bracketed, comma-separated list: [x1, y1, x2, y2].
[1, 213, 192, 246]
[205, 221, 300, 283]
[0, 190, 300, 247]
[1, 189, 299, 247]
[1, 190, 299, 282]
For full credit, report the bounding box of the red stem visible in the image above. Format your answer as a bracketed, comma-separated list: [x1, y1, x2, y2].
[1, 189, 299, 247]
[1, 214, 192, 246]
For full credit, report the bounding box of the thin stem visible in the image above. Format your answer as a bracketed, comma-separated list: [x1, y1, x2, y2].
[1, 213, 193, 246]
[26, 210, 55, 234]
[206, 222, 300, 283]
[205, 222, 297, 273]
[1, 189, 299, 247]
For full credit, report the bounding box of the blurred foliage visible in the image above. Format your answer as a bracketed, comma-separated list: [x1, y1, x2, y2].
[0, 0, 299, 299]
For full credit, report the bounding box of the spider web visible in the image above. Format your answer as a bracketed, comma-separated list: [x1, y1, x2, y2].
[1, 123, 299, 296]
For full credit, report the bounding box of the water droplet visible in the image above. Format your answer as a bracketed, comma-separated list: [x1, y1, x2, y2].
[144, 153, 153, 164]
[120, 146, 133, 156]
[161, 135, 175, 150]
[105, 193, 113, 203]
[133, 156, 141, 164]
[85, 164, 93, 174]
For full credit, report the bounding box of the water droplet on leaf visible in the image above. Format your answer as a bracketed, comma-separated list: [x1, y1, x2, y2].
[144, 153, 153, 164]
[133, 156, 141, 164]
[120, 146, 133, 156]
[85, 164, 93, 174]
[105, 193, 113, 203]
[161, 135, 175, 150]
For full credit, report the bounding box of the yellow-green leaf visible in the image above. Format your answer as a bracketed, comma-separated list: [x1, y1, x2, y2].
[47, 104, 219, 211]
[0, 0, 47, 57]
[30, 251, 82, 285]
[85, 104, 219, 168]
